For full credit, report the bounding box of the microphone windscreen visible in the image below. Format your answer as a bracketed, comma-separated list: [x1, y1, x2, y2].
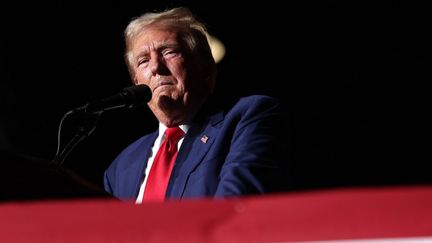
[123, 84, 152, 106]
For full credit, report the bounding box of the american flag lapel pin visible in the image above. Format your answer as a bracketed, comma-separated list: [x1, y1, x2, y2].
[200, 135, 209, 143]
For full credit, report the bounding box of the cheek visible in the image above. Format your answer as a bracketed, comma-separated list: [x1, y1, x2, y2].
[170, 64, 188, 83]
[168, 57, 187, 75]
[134, 69, 152, 85]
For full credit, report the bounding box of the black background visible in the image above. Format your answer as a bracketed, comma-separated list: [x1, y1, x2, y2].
[1, 1, 430, 192]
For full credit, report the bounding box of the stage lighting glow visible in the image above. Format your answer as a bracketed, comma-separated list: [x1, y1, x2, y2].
[208, 35, 226, 63]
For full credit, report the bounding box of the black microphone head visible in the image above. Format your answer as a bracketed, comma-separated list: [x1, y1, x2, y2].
[122, 84, 152, 108]
[70, 84, 152, 115]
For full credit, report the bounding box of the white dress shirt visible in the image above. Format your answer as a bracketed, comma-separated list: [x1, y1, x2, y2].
[135, 123, 188, 204]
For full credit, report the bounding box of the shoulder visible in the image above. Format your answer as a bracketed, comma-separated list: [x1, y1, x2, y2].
[193, 94, 283, 125]
[228, 95, 281, 115]
[236, 95, 280, 108]
[205, 94, 283, 129]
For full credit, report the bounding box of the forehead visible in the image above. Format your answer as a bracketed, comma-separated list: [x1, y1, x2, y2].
[132, 26, 181, 50]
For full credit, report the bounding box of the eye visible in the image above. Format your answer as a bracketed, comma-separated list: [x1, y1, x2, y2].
[162, 48, 179, 57]
[137, 57, 149, 67]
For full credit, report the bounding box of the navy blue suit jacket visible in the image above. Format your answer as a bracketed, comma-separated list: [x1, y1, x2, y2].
[104, 95, 289, 200]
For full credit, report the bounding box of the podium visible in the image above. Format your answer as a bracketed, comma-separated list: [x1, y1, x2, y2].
[0, 150, 110, 201]
[1, 185, 432, 242]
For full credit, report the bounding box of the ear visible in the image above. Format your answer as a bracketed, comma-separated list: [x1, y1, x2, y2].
[132, 76, 138, 85]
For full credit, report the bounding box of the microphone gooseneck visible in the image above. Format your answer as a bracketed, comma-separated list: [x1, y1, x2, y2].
[72, 84, 152, 114]
[52, 84, 152, 166]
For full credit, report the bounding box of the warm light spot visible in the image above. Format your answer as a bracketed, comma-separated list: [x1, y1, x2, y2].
[208, 34, 226, 63]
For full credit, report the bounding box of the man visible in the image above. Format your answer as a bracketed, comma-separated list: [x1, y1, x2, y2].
[104, 7, 289, 202]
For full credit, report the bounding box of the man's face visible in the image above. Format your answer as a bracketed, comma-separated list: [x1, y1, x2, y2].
[130, 27, 197, 121]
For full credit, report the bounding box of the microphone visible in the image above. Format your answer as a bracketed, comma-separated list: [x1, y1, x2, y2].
[71, 84, 152, 114]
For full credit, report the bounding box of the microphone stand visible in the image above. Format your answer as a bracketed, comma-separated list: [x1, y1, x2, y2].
[52, 109, 102, 166]
[51, 84, 151, 166]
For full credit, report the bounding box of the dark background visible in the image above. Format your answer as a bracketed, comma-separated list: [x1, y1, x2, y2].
[1, 1, 430, 193]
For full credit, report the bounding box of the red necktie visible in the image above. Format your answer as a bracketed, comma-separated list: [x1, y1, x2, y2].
[143, 127, 185, 201]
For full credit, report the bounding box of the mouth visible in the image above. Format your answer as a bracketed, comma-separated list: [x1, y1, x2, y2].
[154, 80, 174, 91]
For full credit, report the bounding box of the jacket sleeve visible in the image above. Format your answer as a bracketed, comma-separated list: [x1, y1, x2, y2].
[214, 95, 290, 196]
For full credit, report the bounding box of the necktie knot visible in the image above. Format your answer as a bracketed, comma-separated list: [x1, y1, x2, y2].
[165, 127, 185, 144]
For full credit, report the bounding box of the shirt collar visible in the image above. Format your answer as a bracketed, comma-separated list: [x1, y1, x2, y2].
[158, 123, 189, 137]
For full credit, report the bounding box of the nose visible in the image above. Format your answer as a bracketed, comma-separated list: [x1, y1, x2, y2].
[149, 53, 164, 76]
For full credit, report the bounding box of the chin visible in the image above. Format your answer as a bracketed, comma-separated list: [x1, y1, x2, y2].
[157, 95, 177, 110]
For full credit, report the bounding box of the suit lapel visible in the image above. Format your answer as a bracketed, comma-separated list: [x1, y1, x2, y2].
[166, 111, 224, 198]
[122, 131, 158, 198]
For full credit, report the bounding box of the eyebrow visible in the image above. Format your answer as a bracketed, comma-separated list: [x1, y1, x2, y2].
[157, 42, 181, 52]
[134, 42, 180, 60]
